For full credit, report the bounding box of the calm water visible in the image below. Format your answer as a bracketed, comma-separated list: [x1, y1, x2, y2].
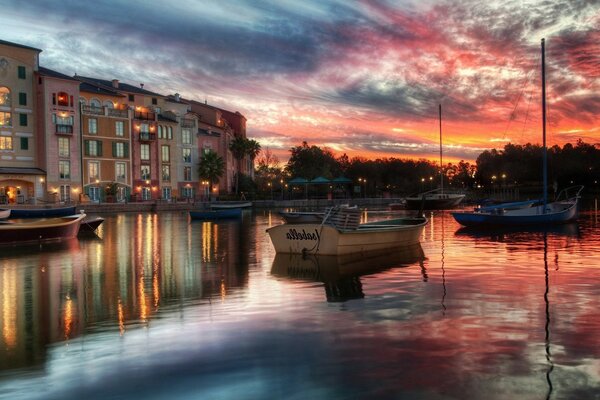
[0, 208, 599, 400]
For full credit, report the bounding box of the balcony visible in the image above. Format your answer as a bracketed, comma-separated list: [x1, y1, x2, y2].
[108, 108, 128, 118]
[82, 105, 104, 116]
[134, 110, 156, 121]
[56, 124, 73, 135]
[139, 132, 156, 141]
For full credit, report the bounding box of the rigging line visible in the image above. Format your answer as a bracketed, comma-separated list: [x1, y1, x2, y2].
[519, 85, 535, 141]
[502, 65, 536, 141]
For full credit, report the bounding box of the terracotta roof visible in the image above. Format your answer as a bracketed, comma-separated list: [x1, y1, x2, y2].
[76, 75, 164, 97]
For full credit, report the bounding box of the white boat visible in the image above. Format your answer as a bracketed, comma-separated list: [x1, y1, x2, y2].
[0, 209, 10, 219]
[267, 206, 427, 255]
[209, 201, 252, 209]
[452, 39, 583, 228]
[278, 211, 325, 224]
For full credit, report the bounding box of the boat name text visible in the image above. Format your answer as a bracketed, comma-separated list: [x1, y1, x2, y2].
[286, 228, 320, 241]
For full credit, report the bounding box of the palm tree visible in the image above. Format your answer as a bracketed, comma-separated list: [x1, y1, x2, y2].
[229, 136, 261, 195]
[198, 150, 225, 201]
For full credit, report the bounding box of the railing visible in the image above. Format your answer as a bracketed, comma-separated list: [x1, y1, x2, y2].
[139, 132, 156, 141]
[82, 105, 104, 115]
[56, 124, 73, 134]
[108, 108, 128, 118]
[181, 118, 195, 128]
[134, 111, 156, 121]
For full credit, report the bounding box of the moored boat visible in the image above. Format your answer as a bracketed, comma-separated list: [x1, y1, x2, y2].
[189, 208, 242, 220]
[2, 205, 77, 218]
[404, 189, 465, 210]
[209, 201, 252, 209]
[0, 209, 10, 219]
[79, 216, 105, 233]
[267, 206, 427, 255]
[278, 211, 325, 224]
[0, 213, 86, 245]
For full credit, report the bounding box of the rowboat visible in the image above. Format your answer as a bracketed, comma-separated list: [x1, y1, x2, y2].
[271, 244, 425, 302]
[1, 205, 77, 218]
[79, 216, 105, 232]
[189, 208, 242, 220]
[279, 204, 354, 224]
[267, 206, 427, 255]
[209, 201, 252, 209]
[0, 213, 86, 245]
[0, 209, 10, 219]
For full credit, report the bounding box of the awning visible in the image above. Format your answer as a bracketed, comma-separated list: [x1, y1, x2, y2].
[331, 176, 352, 184]
[288, 177, 309, 184]
[310, 177, 331, 184]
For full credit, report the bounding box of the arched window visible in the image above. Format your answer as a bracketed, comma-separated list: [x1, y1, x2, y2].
[57, 91, 69, 106]
[90, 98, 101, 108]
[157, 125, 163, 139]
[104, 101, 113, 109]
[79, 97, 87, 106]
[0, 87, 11, 107]
[168, 126, 173, 139]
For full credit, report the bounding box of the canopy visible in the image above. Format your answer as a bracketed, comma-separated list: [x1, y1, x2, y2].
[288, 177, 309, 184]
[310, 176, 331, 184]
[331, 176, 352, 184]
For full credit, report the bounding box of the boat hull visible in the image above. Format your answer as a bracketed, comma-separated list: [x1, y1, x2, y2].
[2, 206, 77, 218]
[452, 201, 578, 227]
[278, 211, 325, 224]
[0, 214, 85, 245]
[267, 218, 427, 255]
[405, 194, 465, 210]
[0, 209, 10, 219]
[79, 217, 105, 232]
[209, 202, 252, 209]
[190, 208, 242, 220]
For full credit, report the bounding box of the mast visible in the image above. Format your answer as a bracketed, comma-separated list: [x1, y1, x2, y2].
[439, 104, 443, 194]
[542, 38, 548, 211]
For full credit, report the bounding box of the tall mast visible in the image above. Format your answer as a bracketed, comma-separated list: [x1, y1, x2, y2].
[439, 104, 443, 194]
[542, 38, 548, 211]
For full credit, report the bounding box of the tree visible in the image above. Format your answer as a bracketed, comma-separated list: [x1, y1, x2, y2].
[285, 141, 340, 179]
[229, 136, 262, 195]
[198, 150, 225, 200]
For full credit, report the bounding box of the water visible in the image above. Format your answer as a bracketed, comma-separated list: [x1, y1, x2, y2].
[0, 209, 599, 399]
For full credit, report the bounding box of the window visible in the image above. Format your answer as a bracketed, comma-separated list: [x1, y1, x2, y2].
[128, 94, 134, 102]
[162, 165, 170, 181]
[18, 92, 26, 106]
[203, 147, 212, 155]
[55, 114, 73, 126]
[20, 137, 28, 150]
[18, 66, 26, 79]
[0, 137, 12, 150]
[167, 126, 173, 139]
[140, 144, 150, 160]
[0, 87, 10, 106]
[141, 187, 151, 201]
[115, 121, 124, 136]
[58, 137, 70, 157]
[113, 142, 123, 157]
[152, 97, 157, 105]
[59, 160, 71, 179]
[161, 145, 169, 162]
[85, 140, 102, 156]
[88, 187, 100, 202]
[88, 118, 97, 134]
[141, 165, 150, 180]
[182, 128, 191, 145]
[59, 185, 71, 202]
[140, 123, 149, 133]
[0, 112, 11, 127]
[115, 162, 126, 182]
[181, 187, 194, 198]
[182, 148, 191, 163]
[19, 113, 27, 126]
[157, 125, 163, 139]
[162, 187, 171, 200]
[184, 166, 192, 181]
[57, 92, 69, 106]
[88, 161, 99, 181]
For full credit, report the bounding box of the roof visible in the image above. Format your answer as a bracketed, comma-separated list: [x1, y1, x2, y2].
[158, 112, 178, 123]
[76, 75, 165, 97]
[288, 177, 309, 184]
[332, 176, 352, 183]
[310, 177, 330, 184]
[78, 80, 124, 96]
[0, 167, 46, 175]
[0, 39, 42, 52]
[38, 66, 79, 82]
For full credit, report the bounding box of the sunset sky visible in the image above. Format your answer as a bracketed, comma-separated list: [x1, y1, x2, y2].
[1, 0, 599, 163]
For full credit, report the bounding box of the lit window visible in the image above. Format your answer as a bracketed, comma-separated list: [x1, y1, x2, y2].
[0, 87, 10, 106]
[182, 148, 191, 163]
[182, 128, 191, 144]
[0, 112, 11, 127]
[141, 165, 150, 180]
[58, 137, 70, 157]
[115, 162, 126, 182]
[59, 160, 70, 179]
[0, 137, 13, 150]
[162, 145, 169, 162]
[88, 161, 99, 181]
[140, 144, 150, 160]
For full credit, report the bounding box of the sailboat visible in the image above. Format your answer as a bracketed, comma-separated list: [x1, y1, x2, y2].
[452, 38, 584, 227]
[404, 104, 466, 210]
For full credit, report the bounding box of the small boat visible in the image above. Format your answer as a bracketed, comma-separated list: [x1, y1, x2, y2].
[279, 211, 325, 224]
[404, 188, 466, 210]
[2, 205, 77, 218]
[452, 40, 583, 228]
[209, 201, 252, 209]
[267, 206, 427, 255]
[79, 216, 105, 233]
[0, 209, 10, 219]
[189, 208, 242, 220]
[0, 213, 86, 245]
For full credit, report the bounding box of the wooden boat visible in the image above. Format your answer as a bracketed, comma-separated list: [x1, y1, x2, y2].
[404, 189, 465, 210]
[0, 213, 85, 245]
[0, 209, 10, 219]
[209, 201, 252, 209]
[404, 105, 465, 210]
[279, 211, 325, 224]
[189, 208, 242, 220]
[79, 216, 105, 233]
[452, 39, 583, 228]
[267, 206, 427, 255]
[1, 205, 77, 218]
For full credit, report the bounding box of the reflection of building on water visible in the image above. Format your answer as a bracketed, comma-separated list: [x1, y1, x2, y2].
[271, 244, 425, 302]
[0, 214, 249, 371]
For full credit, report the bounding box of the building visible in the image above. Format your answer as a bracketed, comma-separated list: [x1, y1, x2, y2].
[0, 39, 45, 204]
[36, 67, 82, 202]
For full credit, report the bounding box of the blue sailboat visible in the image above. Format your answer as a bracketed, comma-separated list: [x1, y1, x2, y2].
[452, 39, 583, 227]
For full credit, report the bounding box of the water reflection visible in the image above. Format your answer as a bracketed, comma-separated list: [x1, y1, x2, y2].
[0, 214, 250, 371]
[271, 244, 425, 302]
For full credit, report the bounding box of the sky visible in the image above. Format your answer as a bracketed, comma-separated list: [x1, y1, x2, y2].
[1, 0, 599, 163]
